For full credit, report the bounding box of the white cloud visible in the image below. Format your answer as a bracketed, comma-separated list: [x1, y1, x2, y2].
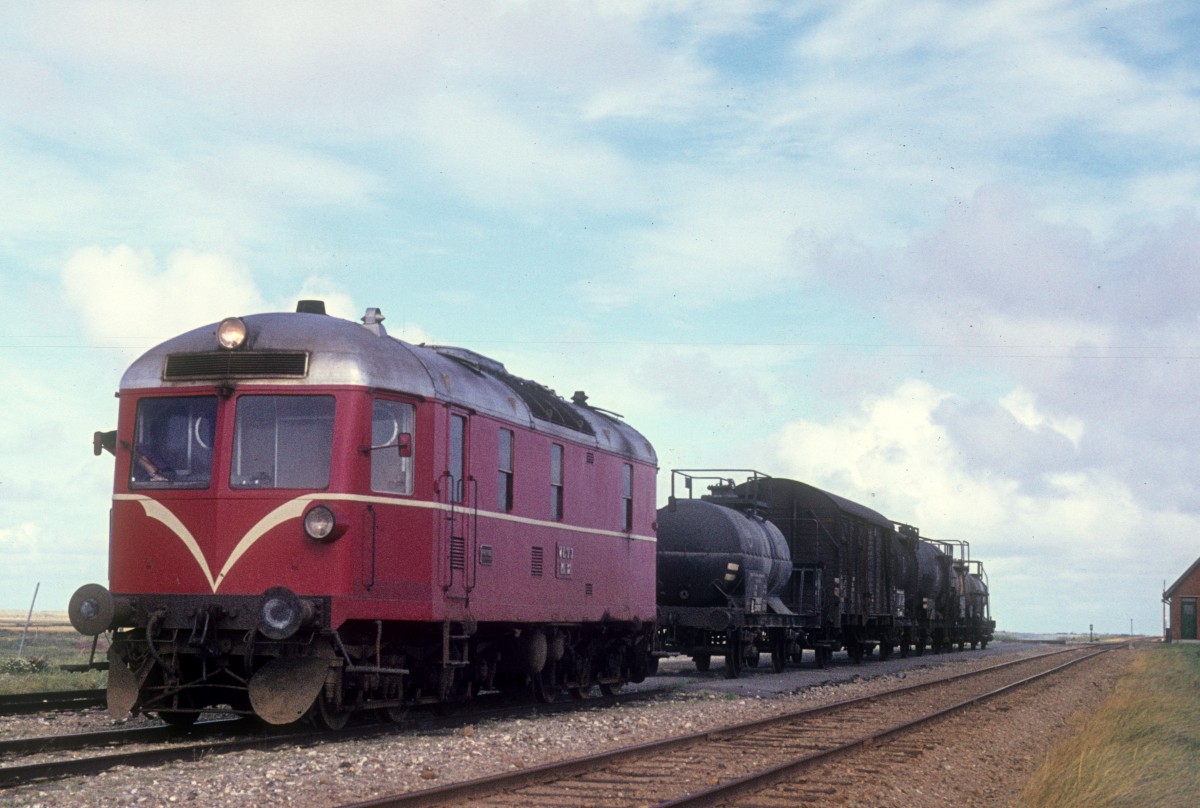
[1000, 387, 1084, 448]
[59, 246, 373, 352]
[769, 379, 1193, 631]
[61, 246, 268, 348]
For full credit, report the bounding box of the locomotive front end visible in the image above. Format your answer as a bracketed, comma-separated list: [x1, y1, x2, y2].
[72, 308, 380, 725]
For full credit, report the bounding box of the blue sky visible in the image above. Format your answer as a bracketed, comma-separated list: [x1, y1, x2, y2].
[2, 1, 1198, 635]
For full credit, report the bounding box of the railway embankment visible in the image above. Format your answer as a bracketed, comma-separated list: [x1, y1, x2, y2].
[1019, 642, 1200, 808]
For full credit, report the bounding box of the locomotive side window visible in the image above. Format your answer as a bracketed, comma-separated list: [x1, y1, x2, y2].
[550, 443, 564, 520]
[371, 399, 414, 495]
[130, 396, 218, 488]
[231, 395, 334, 489]
[449, 413, 466, 503]
[498, 428, 514, 511]
[621, 462, 633, 531]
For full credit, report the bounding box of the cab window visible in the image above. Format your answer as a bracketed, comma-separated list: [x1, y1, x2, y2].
[231, 395, 334, 489]
[130, 396, 217, 489]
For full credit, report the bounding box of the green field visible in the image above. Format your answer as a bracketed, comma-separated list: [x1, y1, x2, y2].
[0, 611, 108, 693]
[1021, 643, 1200, 807]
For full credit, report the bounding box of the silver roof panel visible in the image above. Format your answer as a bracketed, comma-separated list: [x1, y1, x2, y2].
[120, 310, 656, 463]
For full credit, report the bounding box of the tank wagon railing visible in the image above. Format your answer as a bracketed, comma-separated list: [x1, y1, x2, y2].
[668, 468, 771, 506]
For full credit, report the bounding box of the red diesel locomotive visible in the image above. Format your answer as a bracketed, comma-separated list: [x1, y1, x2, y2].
[69, 301, 658, 727]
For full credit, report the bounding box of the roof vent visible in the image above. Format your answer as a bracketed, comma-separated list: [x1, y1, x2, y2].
[361, 307, 387, 336]
[296, 300, 327, 314]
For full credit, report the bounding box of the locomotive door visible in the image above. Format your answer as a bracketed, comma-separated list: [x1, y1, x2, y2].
[440, 409, 477, 602]
[361, 397, 419, 597]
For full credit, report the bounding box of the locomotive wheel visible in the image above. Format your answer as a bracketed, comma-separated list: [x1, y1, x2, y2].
[310, 695, 350, 731]
[533, 669, 560, 703]
[693, 654, 711, 672]
[157, 710, 199, 727]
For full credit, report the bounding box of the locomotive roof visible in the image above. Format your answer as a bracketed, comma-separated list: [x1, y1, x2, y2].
[120, 307, 656, 464]
[749, 477, 894, 530]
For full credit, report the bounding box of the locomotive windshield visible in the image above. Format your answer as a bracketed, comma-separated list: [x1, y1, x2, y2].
[231, 395, 335, 489]
[130, 396, 217, 488]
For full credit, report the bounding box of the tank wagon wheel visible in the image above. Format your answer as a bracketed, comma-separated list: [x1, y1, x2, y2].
[599, 682, 621, 697]
[693, 654, 711, 672]
[769, 631, 788, 674]
[723, 636, 743, 679]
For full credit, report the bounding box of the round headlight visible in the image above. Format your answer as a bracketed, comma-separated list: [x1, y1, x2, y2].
[216, 317, 248, 350]
[303, 505, 337, 541]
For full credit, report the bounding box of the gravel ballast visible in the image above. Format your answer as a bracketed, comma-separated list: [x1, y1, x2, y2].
[0, 642, 1135, 807]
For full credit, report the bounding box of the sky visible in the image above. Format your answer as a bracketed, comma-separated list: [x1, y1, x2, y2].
[1, 0, 1198, 636]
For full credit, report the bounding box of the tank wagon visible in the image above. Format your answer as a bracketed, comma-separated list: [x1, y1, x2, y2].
[655, 471, 795, 677]
[69, 302, 658, 727]
[655, 471, 994, 675]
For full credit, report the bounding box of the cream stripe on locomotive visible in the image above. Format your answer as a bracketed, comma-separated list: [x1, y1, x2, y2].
[115, 493, 656, 594]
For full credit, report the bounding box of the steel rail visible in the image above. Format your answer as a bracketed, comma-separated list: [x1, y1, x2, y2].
[0, 685, 668, 788]
[657, 645, 1113, 807]
[340, 645, 1108, 807]
[0, 719, 241, 757]
[0, 727, 321, 788]
[0, 689, 106, 715]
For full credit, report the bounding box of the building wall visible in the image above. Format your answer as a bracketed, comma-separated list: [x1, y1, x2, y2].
[1168, 563, 1200, 642]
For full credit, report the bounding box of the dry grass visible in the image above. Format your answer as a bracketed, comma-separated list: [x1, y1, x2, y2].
[1020, 643, 1200, 808]
[0, 611, 108, 693]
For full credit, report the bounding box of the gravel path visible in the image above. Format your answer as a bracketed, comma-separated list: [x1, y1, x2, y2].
[0, 642, 1134, 807]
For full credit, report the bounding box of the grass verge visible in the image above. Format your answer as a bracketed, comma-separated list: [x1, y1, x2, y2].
[0, 612, 108, 694]
[1020, 643, 1200, 807]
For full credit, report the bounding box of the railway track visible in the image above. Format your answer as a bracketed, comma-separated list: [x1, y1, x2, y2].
[341, 644, 1113, 807]
[0, 686, 667, 788]
[0, 689, 105, 715]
